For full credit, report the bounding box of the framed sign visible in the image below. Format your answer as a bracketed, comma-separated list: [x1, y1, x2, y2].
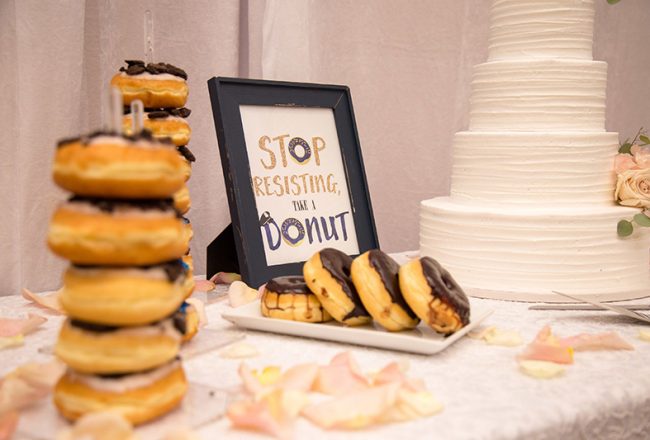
[207, 77, 378, 287]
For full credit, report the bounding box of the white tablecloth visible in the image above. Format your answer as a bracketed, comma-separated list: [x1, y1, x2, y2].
[2, 279, 650, 439]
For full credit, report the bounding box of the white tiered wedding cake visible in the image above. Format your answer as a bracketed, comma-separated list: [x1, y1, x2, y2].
[420, 0, 650, 301]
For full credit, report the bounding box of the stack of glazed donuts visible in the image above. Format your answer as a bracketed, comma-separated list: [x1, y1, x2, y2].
[48, 107, 194, 424]
[112, 60, 199, 341]
[262, 249, 471, 335]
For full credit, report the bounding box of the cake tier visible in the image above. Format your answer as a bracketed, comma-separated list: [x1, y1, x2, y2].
[420, 197, 650, 301]
[489, 0, 594, 61]
[469, 59, 607, 132]
[450, 132, 618, 206]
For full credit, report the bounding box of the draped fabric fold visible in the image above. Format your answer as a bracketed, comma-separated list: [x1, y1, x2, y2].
[1, 0, 649, 294]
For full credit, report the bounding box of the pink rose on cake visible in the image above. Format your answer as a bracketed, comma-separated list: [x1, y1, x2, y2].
[614, 131, 650, 236]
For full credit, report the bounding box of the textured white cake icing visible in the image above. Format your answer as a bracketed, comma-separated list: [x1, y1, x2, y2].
[420, 0, 650, 301]
[489, 0, 594, 60]
[450, 132, 618, 205]
[469, 59, 607, 132]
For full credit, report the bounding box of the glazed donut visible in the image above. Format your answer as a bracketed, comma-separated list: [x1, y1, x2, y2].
[399, 257, 470, 335]
[59, 259, 188, 326]
[55, 317, 183, 375]
[303, 248, 371, 326]
[173, 184, 191, 215]
[110, 60, 188, 108]
[48, 197, 188, 266]
[281, 218, 305, 247]
[288, 137, 311, 164]
[54, 359, 187, 425]
[261, 276, 332, 323]
[123, 108, 191, 147]
[351, 250, 420, 332]
[177, 145, 195, 182]
[53, 130, 185, 199]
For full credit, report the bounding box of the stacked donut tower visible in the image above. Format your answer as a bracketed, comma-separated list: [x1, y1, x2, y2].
[114, 59, 197, 284]
[47, 86, 193, 424]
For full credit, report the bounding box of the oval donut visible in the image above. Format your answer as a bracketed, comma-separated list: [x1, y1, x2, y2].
[173, 184, 192, 215]
[288, 137, 312, 164]
[59, 260, 189, 326]
[281, 218, 305, 247]
[53, 360, 187, 426]
[123, 113, 191, 147]
[55, 317, 183, 375]
[48, 197, 188, 266]
[261, 276, 332, 323]
[53, 131, 186, 199]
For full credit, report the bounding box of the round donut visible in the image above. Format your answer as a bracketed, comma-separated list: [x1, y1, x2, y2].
[399, 257, 470, 334]
[123, 110, 191, 147]
[261, 276, 332, 323]
[59, 260, 188, 326]
[54, 359, 187, 425]
[288, 137, 311, 164]
[173, 184, 191, 215]
[350, 250, 420, 332]
[303, 248, 371, 326]
[281, 218, 305, 247]
[110, 60, 188, 108]
[53, 131, 186, 199]
[55, 317, 183, 375]
[48, 197, 188, 266]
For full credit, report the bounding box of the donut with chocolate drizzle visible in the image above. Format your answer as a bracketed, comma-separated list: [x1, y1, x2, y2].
[261, 275, 332, 323]
[303, 248, 371, 326]
[399, 256, 470, 335]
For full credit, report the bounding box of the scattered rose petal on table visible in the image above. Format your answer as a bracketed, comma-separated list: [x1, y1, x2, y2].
[253, 366, 282, 387]
[219, 342, 259, 359]
[303, 382, 400, 429]
[380, 388, 443, 423]
[276, 363, 319, 392]
[0, 313, 46, 337]
[639, 329, 650, 342]
[162, 428, 202, 440]
[517, 326, 574, 364]
[228, 281, 261, 308]
[227, 388, 305, 440]
[210, 272, 242, 285]
[21, 288, 63, 314]
[0, 411, 19, 440]
[518, 360, 566, 379]
[0, 335, 24, 350]
[558, 331, 634, 351]
[313, 351, 369, 395]
[0, 360, 65, 414]
[185, 298, 207, 327]
[468, 326, 522, 347]
[193, 280, 216, 292]
[55, 411, 138, 440]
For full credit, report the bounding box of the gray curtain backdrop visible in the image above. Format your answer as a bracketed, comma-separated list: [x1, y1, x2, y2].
[1, 0, 649, 295]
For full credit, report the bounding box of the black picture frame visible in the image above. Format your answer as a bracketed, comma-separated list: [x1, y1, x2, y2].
[207, 77, 378, 287]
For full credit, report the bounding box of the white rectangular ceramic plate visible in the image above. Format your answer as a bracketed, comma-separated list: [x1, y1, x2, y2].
[222, 301, 493, 355]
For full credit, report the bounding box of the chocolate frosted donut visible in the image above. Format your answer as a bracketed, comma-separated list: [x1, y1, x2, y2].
[261, 276, 331, 323]
[111, 60, 188, 108]
[399, 257, 470, 335]
[303, 248, 371, 326]
[350, 250, 420, 331]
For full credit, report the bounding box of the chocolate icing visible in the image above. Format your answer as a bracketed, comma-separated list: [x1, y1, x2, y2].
[419, 257, 470, 325]
[72, 259, 186, 283]
[171, 302, 189, 335]
[119, 60, 188, 80]
[177, 145, 196, 162]
[318, 248, 368, 320]
[56, 128, 173, 149]
[68, 195, 181, 218]
[124, 107, 192, 118]
[367, 250, 418, 320]
[266, 276, 310, 295]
